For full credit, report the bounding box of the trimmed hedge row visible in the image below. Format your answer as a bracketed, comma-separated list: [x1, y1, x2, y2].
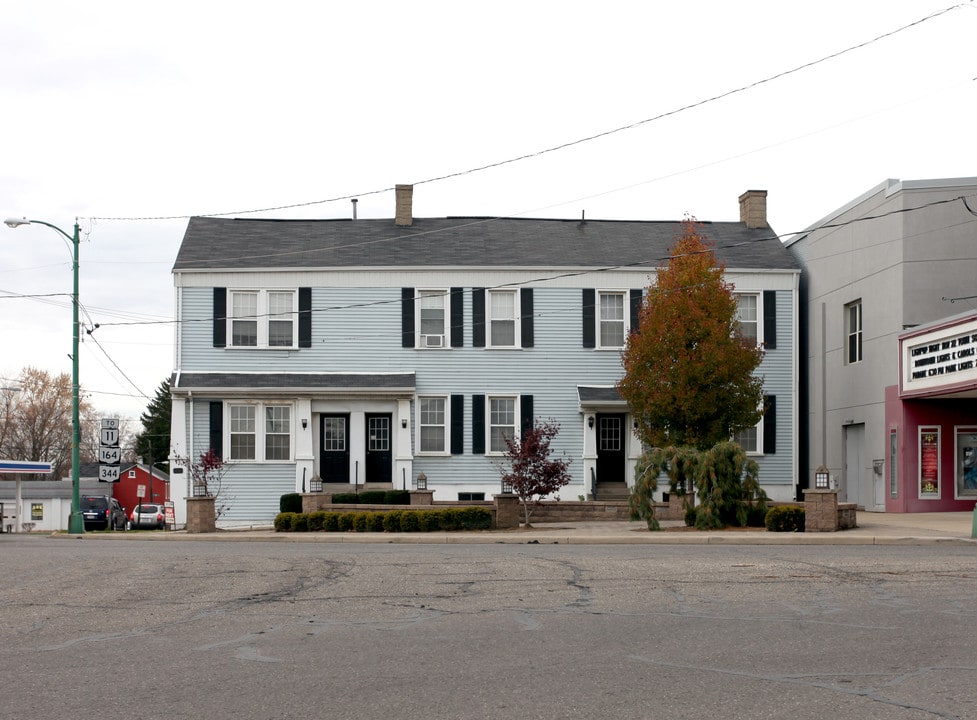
[765, 505, 806, 532]
[274, 507, 492, 533]
[330, 490, 412, 505]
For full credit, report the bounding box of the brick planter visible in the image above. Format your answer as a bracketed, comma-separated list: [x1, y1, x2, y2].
[186, 496, 216, 533]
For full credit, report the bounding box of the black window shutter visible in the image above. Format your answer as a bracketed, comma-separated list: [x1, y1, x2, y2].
[472, 288, 486, 348]
[213, 288, 227, 348]
[630, 289, 643, 334]
[582, 289, 595, 348]
[763, 395, 776, 454]
[450, 395, 464, 454]
[298, 287, 312, 348]
[450, 288, 464, 348]
[209, 401, 223, 459]
[520, 395, 534, 434]
[402, 288, 415, 348]
[763, 290, 777, 349]
[471, 394, 485, 454]
[520, 288, 534, 348]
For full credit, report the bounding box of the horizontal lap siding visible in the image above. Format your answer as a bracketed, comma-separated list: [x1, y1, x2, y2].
[178, 282, 797, 493]
[187, 401, 293, 523]
[411, 289, 621, 487]
[753, 290, 795, 485]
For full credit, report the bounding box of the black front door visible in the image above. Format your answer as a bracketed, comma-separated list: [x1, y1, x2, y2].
[365, 413, 392, 484]
[595, 413, 625, 483]
[320, 414, 350, 484]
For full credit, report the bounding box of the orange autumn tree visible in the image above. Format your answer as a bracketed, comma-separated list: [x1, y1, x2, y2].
[618, 219, 764, 452]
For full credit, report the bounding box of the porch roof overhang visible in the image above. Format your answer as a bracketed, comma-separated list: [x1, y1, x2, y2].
[577, 385, 628, 412]
[170, 372, 416, 398]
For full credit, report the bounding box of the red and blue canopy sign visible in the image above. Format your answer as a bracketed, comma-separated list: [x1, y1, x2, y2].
[0, 461, 54, 474]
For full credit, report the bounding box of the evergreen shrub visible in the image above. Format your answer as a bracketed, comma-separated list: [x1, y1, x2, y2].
[274, 512, 296, 531]
[280, 493, 303, 513]
[765, 505, 805, 532]
[331, 493, 360, 504]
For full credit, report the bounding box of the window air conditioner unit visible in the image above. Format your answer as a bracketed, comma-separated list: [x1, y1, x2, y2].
[422, 334, 444, 348]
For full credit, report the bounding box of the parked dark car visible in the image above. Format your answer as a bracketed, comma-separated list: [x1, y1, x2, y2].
[130, 503, 165, 530]
[80, 495, 126, 531]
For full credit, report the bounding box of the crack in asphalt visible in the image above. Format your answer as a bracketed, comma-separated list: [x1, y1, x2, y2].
[629, 654, 970, 720]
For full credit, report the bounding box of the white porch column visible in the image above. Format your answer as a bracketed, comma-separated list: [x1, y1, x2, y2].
[169, 396, 189, 527]
[394, 398, 413, 491]
[295, 398, 314, 492]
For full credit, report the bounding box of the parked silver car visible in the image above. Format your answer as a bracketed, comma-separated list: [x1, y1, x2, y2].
[129, 503, 165, 529]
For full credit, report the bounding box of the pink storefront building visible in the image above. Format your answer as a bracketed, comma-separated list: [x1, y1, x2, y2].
[886, 311, 977, 512]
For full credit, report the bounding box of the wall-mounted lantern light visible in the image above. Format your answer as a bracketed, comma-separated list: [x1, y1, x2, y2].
[301, 418, 308, 430]
[588, 416, 595, 429]
[416, 472, 427, 490]
[402, 418, 408, 429]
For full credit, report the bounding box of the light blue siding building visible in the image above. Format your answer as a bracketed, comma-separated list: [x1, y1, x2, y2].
[169, 186, 800, 526]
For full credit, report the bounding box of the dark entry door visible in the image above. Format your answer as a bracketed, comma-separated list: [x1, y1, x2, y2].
[365, 413, 392, 484]
[320, 414, 350, 484]
[595, 413, 626, 483]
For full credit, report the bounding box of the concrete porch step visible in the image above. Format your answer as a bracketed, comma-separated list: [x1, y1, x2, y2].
[595, 482, 631, 501]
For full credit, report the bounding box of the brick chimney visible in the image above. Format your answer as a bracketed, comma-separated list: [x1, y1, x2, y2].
[738, 190, 768, 229]
[395, 184, 413, 226]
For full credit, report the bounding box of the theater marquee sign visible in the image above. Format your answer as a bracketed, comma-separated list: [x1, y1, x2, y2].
[902, 317, 977, 396]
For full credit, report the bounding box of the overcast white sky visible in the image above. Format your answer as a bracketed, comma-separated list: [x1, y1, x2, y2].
[2, 0, 975, 424]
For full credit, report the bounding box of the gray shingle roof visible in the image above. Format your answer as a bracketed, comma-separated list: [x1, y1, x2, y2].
[171, 372, 416, 393]
[173, 216, 799, 272]
[577, 386, 626, 404]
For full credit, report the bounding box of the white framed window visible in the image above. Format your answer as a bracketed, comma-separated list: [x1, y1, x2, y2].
[267, 292, 295, 347]
[489, 290, 518, 347]
[733, 423, 761, 454]
[417, 289, 448, 349]
[735, 294, 760, 346]
[417, 396, 448, 454]
[264, 405, 291, 460]
[597, 291, 626, 349]
[488, 396, 517, 454]
[228, 290, 297, 349]
[227, 402, 292, 462]
[845, 300, 862, 364]
[229, 405, 256, 460]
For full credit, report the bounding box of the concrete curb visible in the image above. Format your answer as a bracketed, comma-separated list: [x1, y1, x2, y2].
[46, 528, 977, 547]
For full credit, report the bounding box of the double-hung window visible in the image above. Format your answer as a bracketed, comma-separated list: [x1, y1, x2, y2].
[228, 290, 297, 349]
[598, 292, 626, 349]
[418, 290, 447, 348]
[229, 405, 257, 460]
[489, 396, 517, 453]
[736, 294, 759, 345]
[267, 292, 295, 347]
[418, 396, 447, 453]
[264, 405, 291, 460]
[228, 403, 292, 461]
[845, 300, 862, 364]
[489, 290, 517, 347]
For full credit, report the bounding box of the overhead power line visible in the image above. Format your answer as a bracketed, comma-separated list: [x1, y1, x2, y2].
[88, 4, 968, 223]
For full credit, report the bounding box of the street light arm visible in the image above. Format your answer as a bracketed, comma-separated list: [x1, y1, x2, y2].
[4, 217, 76, 242]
